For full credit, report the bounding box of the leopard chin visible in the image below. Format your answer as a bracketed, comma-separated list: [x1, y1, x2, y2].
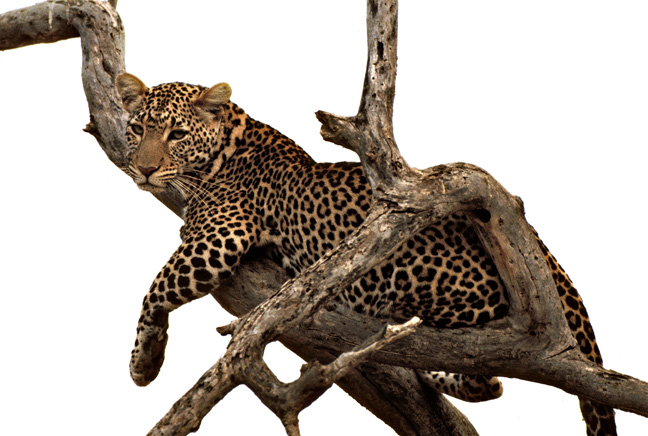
[136, 181, 167, 194]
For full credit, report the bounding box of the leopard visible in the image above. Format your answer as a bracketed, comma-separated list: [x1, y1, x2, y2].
[115, 72, 616, 436]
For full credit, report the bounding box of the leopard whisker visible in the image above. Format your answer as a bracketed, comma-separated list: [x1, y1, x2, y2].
[172, 177, 213, 210]
[179, 173, 224, 191]
[180, 176, 218, 191]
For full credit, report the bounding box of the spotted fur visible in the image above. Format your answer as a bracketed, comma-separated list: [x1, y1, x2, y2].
[115, 73, 616, 435]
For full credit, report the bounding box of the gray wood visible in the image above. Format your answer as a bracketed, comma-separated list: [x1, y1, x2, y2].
[2, 1, 647, 435]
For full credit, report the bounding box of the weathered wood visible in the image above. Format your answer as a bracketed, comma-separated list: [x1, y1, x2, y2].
[215, 248, 480, 436]
[0, 2, 78, 50]
[145, 0, 648, 431]
[3, 1, 648, 435]
[0, 2, 479, 435]
[0, 0, 119, 51]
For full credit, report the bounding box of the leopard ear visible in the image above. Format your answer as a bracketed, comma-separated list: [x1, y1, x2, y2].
[193, 82, 232, 122]
[115, 73, 149, 113]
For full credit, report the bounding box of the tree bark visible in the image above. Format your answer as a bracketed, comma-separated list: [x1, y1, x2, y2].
[2, 1, 648, 435]
[214, 249, 480, 435]
[0, 1, 480, 435]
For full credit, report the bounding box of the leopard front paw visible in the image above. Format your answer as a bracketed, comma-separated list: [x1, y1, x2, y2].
[130, 320, 169, 386]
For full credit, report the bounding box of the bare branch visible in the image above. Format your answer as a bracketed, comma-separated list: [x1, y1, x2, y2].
[215, 251, 480, 436]
[247, 318, 423, 435]
[148, 282, 426, 436]
[2, 2, 473, 435]
[321, 317, 422, 381]
[318, 0, 410, 194]
[5, 1, 648, 435]
[314, 0, 648, 424]
[0, 1, 78, 50]
[147, 0, 648, 430]
[146, 361, 239, 436]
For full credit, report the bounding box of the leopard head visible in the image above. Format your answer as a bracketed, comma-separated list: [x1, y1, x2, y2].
[115, 73, 232, 194]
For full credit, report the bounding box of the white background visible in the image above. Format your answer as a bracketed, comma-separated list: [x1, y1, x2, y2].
[1, 1, 647, 435]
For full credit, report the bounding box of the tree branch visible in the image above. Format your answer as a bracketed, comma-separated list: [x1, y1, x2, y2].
[150, 0, 648, 431]
[214, 250, 480, 436]
[242, 318, 423, 435]
[0, 1, 78, 50]
[4, 1, 648, 435]
[0, 2, 478, 435]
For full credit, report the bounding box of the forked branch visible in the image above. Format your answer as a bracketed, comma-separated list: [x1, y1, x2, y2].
[152, 0, 648, 429]
[146, 306, 423, 436]
[3, 1, 648, 435]
[0, 1, 479, 435]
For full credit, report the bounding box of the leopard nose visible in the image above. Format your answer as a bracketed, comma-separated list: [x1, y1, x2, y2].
[138, 165, 160, 177]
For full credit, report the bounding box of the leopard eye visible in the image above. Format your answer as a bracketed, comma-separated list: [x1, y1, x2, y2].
[129, 124, 144, 136]
[169, 130, 188, 141]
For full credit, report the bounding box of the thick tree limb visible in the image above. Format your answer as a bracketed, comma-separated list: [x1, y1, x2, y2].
[0, 1, 478, 435]
[213, 160, 648, 418]
[148, 0, 648, 431]
[4, 0, 648, 435]
[215, 250, 480, 436]
[175, 0, 648, 422]
[0, 1, 79, 50]
[238, 318, 424, 436]
[0, 0, 117, 50]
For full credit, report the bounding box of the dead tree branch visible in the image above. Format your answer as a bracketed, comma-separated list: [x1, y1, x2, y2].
[157, 0, 648, 424]
[214, 250, 481, 435]
[3, 0, 648, 435]
[148, 0, 648, 431]
[145, 269, 426, 436]
[0, 1, 479, 435]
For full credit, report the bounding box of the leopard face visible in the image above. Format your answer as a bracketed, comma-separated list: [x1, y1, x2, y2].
[116, 73, 232, 194]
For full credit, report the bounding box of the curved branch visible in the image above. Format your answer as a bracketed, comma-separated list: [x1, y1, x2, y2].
[0, 1, 78, 50]
[211, 164, 648, 417]
[0, 0, 120, 51]
[5, 0, 647, 434]
[171, 249, 481, 436]
[242, 318, 423, 435]
[0, 2, 478, 435]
